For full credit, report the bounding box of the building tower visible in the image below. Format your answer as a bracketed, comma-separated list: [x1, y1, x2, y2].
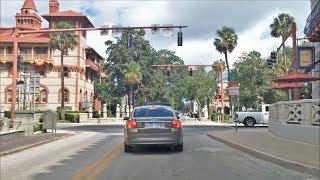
[49, 0, 59, 13]
[15, 0, 42, 29]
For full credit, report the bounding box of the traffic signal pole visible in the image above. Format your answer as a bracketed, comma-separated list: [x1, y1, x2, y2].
[11, 32, 18, 120]
[10, 25, 187, 121]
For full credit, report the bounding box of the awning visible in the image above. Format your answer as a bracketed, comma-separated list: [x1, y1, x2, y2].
[273, 72, 320, 83]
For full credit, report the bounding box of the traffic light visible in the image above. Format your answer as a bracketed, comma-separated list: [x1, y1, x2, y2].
[17, 54, 23, 71]
[267, 58, 273, 69]
[177, 31, 183, 46]
[188, 66, 193, 76]
[270, 51, 276, 63]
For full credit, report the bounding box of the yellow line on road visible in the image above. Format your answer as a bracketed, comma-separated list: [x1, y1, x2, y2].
[72, 141, 123, 180]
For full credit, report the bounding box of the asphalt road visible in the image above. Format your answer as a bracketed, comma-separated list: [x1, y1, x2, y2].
[1, 125, 315, 180]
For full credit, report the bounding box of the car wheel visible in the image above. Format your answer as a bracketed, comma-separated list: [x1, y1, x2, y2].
[124, 144, 132, 153]
[244, 118, 255, 127]
[175, 143, 183, 152]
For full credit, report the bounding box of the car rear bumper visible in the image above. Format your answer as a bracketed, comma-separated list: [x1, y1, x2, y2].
[124, 128, 183, 145]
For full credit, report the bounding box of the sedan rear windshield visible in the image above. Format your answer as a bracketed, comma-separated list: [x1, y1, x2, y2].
[133, 107, 174, 118]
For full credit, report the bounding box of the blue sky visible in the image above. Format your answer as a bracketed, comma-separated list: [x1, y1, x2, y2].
[0, 0, 312, 66]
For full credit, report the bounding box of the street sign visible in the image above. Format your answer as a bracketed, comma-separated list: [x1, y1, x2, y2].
[151, 24, 160, 34]
[229, 86, 240, 96]
[298, 46, 315, 70]
[162, 24, 173, 37]
[100, 25, 109, 36]
[111, 25, 122, 38]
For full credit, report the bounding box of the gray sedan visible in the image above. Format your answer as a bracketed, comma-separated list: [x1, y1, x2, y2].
[124, 105, 183, 152]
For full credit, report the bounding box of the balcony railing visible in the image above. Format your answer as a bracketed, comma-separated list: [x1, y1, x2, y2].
[304, 0, 320, 36]
[0, 53, 52, 63]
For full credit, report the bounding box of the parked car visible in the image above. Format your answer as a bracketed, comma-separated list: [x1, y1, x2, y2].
[235, 104, 269, 127]
[123, 105, 183, 152]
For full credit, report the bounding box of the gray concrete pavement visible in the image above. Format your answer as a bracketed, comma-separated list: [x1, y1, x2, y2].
[96, 132, 315, 180]
[0, 125, 317, 180]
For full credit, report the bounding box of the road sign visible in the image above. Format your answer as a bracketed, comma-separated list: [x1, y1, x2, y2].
[162, 24, 173, 37]
[100, 25, 109, 36]
[229, 86, 240, 96]
[151, 24, 160, 34]
[111, 25, 122, 38]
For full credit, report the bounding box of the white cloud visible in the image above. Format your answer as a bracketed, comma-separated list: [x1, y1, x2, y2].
[1, 0, 311, 67]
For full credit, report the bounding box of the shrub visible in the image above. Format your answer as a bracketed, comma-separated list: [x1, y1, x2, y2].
[93, 111, 101, 118]
[33, 124, 42, 132]
[4, 111, 11, 119]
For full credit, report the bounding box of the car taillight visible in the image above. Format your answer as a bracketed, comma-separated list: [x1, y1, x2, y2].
[126, 119, 137, 129]
[172, 118, 181, 128]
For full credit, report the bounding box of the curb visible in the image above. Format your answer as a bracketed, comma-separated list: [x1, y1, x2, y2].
[207, 132, 319, 175]
[0, 133, 74, 157]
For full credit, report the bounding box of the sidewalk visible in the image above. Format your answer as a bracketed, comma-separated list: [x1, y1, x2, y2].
[208, 128, 320, 174]
[0, 132, 73, 156]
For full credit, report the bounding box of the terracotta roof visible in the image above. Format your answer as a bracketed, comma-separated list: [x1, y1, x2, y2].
[42, 10, 85, 17]
[273, 72, 320, 83]
[272, 82, 304, 90]
[42, 10, 94, 28]
[22, 0, 36, 10]
[0, 29, 50, 43]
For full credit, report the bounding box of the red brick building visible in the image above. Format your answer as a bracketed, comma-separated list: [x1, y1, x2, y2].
[0, 0, 104, 112]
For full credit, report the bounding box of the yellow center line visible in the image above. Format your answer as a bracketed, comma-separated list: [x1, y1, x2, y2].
[72, 141, 124, 180]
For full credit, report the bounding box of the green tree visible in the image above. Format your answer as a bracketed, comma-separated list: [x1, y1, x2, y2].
[50, 21, 77, 120]
[188, 68, 218, 119]
[102, 30, 189, 112]
[214, 26, 238, 114]
[124, 61, 142, 107]
[231, 51, 287, 109]
[270, 13, 295, 73]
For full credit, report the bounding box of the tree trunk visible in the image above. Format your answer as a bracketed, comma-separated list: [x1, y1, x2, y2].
[197, 101, 202, 120]
[282, 36, 287, 74]
[60, 50, 65, 120]
[224, 52, 232, 117]
[130, 84, 134, 108]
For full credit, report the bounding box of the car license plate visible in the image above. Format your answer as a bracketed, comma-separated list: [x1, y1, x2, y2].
[145, 123, 163, 128]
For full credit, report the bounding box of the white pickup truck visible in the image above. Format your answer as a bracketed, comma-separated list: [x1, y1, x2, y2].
[235, 104, 269, 127]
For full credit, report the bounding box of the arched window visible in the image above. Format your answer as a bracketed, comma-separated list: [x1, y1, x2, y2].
[59, 88, 70, 103]
[90, 92, 93, 102]
[84, 91, 88, 102]
[4, 85, 18, 103]
[79, 89, 83, 102]
[35, 86, 48, 103]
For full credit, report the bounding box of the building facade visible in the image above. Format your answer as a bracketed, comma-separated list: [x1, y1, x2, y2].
[0, 0, 103, 112]
[304, 0, 320, 99]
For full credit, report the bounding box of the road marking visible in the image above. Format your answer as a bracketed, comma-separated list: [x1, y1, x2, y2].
[72, 141, 123, 180]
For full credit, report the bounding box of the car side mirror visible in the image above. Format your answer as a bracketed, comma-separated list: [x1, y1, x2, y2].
[124, 117, 129, 121]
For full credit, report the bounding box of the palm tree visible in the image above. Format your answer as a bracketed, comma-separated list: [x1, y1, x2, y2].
[124, 61, 142, 109]
[270, 13, 295, 73]
[214, 26, 238, 118]
[214, 26, 238, 82]
[50, 21, 78, 120]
